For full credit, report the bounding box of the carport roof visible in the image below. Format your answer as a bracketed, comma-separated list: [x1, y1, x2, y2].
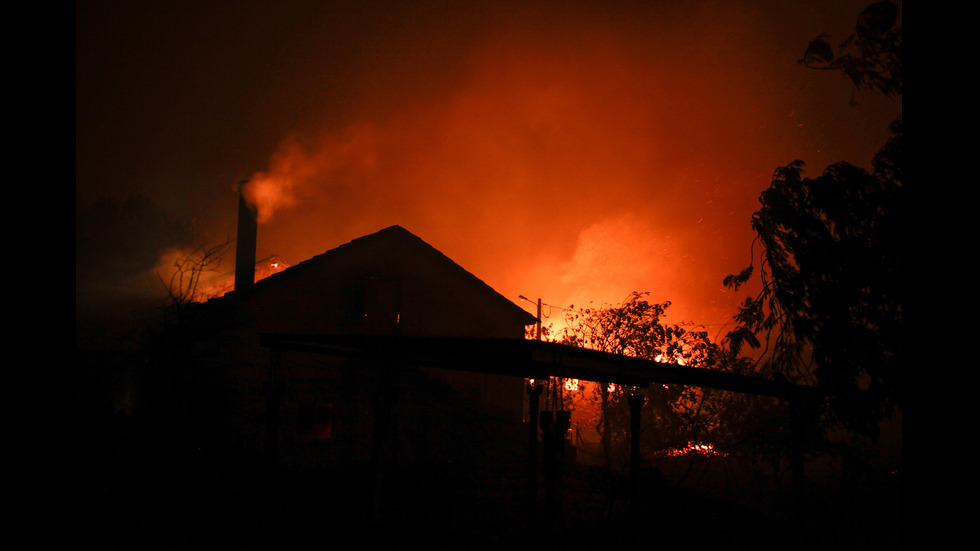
[260, 333, 820, 401]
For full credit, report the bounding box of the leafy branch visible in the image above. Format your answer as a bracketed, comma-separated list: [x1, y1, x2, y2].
[800, 1, 902, 102]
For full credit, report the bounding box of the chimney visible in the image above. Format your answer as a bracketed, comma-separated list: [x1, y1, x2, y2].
[234, 180, 258, 292]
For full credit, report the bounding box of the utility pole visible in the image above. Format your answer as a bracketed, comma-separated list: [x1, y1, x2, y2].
[536, 298, 542, 340]
[519, 295, 543, 340]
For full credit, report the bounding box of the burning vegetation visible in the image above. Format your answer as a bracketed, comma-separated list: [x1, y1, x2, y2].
[523, 292, 769, 474]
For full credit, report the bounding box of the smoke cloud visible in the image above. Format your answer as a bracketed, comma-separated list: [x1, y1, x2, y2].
[240, 8, 797, 329]
[76, 0, 901, 335]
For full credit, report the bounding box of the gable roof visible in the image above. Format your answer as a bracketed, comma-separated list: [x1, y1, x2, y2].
[214, 225, 538, 328]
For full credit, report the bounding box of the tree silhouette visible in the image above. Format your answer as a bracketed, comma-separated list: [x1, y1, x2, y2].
[800, 0, 902, 102]
[161, 238, 233, 320]
[725, 2, 902, 438]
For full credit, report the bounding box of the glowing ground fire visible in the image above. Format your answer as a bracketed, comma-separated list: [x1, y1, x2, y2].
[528, 376, 728, 456]
[657, 442, 728, 458]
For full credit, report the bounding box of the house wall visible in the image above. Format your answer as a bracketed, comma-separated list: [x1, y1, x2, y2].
[191, 232, 531, 470]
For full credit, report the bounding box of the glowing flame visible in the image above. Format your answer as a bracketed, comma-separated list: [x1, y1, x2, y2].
[165, 255, 290, 303]
[658, 441, 728, 457]
[654, 354, 687, 366]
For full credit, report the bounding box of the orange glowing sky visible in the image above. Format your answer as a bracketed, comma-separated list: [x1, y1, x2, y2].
[76, 0, 901, 335]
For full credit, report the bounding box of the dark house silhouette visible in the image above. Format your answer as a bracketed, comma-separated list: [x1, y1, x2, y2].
[89, 216, 835, 547]
[179, 224, 537, 473]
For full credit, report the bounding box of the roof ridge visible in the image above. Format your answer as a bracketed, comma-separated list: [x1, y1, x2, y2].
[202, 224, 536, 325]
[228, 225, 485, 297]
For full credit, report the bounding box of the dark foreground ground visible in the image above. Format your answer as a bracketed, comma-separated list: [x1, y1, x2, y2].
[79, 412, 901, 551]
